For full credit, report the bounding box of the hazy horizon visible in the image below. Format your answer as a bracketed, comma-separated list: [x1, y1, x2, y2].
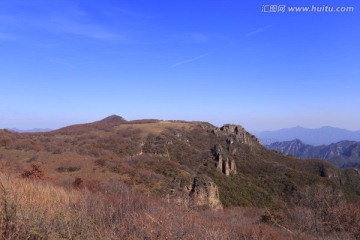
[1, 1, 359, 131]
[1, 114, 360, 133]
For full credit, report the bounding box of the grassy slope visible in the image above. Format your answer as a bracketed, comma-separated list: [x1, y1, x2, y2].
[2, 117, 360, 239]
[1, 118, 360, 209]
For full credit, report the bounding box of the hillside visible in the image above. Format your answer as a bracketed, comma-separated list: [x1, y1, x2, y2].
[257, 126, 360, 146]
[2, 115, 360, 238]
[1, 116, 360, 205]
[267, 139, 360, 168]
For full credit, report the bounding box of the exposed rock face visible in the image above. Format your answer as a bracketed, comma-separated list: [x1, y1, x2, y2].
[228, 158, 237, 175]
[219, 124, 259, 146]
[221, 157, 237, 176]
[213, 144, 237, 176]
[213, 144, 224, 172]
[210, 125, 258, 176]
[189, 176, 222, 210]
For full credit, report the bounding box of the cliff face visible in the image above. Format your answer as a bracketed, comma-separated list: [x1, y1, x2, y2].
[218, 124, 259, 146]
[189, 176, 223, 210]
[213, 144, 237, 175]
[211, 124, 259, 176]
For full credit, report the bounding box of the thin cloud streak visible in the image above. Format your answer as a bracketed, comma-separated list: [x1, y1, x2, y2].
[172, 52, 212, 67]
[0, 5, 124, 41]
[53, 19, 122, 40]
[245, 26, 271, 37]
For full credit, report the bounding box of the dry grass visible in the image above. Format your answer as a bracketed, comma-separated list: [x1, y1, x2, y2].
[0, 172, 303, 240]
[0, 173, 81, 239]
[115, 121, 197, 138]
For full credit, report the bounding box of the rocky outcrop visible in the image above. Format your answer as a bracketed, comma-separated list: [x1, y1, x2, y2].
[189, 176, 222, 210]
[220, 124, 259, 146]
[213, 145, 237, 175]
[213, 145, 223, 172]
[210, 125, 259, 176]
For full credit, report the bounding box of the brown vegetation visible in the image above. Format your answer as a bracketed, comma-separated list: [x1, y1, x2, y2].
[263, 184, 360, 239]
[0, 172, 304, 240]
[2, 116, 360, 239]
[20, 164, 44, 179]
[2, 171, 359, 239]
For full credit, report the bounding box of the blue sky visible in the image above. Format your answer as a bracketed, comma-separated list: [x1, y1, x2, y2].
[0, 0, 359, 131]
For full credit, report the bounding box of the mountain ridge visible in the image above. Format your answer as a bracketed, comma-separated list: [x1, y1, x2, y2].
[257, 126, 360, 146]
[8, 128, 53, 133]
[267, 139, 360, 168]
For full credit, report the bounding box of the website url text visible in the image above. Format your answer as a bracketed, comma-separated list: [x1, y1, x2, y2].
[261, 5, 355, 13]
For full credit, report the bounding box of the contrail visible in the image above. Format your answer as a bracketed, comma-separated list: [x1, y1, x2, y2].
[172, 52, 212, 67]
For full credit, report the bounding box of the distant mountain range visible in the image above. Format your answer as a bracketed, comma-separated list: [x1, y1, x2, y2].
[8, 128, 52, 133]
[267, 139, 360, 168]
[256, 126, 360, 146]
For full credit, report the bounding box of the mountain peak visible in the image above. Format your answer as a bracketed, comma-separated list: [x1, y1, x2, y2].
[293, 138, 304, 144]
[98, 115, 126, 123]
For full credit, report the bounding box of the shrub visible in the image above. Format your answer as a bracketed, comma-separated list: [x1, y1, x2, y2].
[56, 166, 81, 173]
[21, 164, 44, 179]
[72, 177, 84, 189]
[0, 136, 13, 147]
[94, 158, 107, 167]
